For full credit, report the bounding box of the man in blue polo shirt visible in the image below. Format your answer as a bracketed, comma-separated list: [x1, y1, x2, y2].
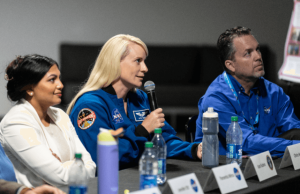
[195, 26, 300, 157]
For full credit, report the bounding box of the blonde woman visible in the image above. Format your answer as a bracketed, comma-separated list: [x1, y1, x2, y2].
[0, 55, 96, 190]
[67, 35, 202, 169]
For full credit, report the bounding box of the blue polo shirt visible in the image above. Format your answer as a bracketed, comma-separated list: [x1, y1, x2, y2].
[195, 72, 300, 157]
[0, 143, 16, 181]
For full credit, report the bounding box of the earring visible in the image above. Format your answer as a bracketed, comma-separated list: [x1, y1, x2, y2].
[30, 92, 33, 96]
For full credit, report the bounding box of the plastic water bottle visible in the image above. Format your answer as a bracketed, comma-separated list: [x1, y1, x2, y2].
[151, 128, 167, 185]
[69, 153, 88, 194]
[139, 142, 158, 190]
[202, 107, 219, 168]
[226, 116, 243, 166]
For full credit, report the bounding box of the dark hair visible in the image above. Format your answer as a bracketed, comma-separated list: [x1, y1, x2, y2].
[5, 54, 58, 101]
[217, 26, 252, 72]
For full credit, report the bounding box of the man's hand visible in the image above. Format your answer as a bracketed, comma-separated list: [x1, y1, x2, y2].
[197, 143, 202, 160]
[142, 108, 165, 133]
[25, 185, 65, 194]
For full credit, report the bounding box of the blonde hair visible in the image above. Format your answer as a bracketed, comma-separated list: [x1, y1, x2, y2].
[66, 34, 148, 114]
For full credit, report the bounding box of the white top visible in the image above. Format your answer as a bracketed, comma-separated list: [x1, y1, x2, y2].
[0, 99, 96, 190]
[44, 119, 70, 163]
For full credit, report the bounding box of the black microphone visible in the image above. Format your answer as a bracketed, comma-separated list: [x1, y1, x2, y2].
[144, 80, 158, 111]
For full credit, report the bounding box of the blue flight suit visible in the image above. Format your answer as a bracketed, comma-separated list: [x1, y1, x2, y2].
[0, 144, 16, 181]
[70, 86, 199, 169]
[195, 72, 300, 157]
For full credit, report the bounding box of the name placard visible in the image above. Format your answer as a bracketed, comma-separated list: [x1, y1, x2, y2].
[279, 143, 300, 170]
[211, 163, 248, 194]
[244, 151, 277, 181]
[167, 173, 203, 194]
[129, 187, 161, 194]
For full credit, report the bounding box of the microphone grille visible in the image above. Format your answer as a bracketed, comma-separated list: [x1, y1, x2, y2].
[144, 81, 155, 91]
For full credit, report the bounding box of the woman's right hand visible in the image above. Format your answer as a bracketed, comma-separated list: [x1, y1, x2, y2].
[141, 108, 165, 133]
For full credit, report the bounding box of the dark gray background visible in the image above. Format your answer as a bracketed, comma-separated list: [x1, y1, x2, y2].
[0, 0, 294, 117]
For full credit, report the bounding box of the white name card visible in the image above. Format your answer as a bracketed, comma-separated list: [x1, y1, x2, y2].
[129, 187, 161, 194]
[211, 163, 248, 194]
[244, 151, 277, 181]
[168, 173, 203, 194]
[279, 143, 300, 170]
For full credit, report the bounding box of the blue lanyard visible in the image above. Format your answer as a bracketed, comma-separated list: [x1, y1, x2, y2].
[223, 72, 259, 131]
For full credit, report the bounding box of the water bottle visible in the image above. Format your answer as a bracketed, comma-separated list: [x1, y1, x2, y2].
[202, 107, 219, 168]
[97, 129, 118, 194]
[226, 116, 243, 166]
[139, 142, 158, 190]
[151, 128, 167, 185]
[69, 153, 88, 194]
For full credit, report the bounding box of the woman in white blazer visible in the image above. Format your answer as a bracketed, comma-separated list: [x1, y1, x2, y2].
[0, 55, 96, 190]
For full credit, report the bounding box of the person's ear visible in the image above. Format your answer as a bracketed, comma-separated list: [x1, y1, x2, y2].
[24, 85, 34, 97]
[26, 90, 34, 97]
[225, 60, 235, 73]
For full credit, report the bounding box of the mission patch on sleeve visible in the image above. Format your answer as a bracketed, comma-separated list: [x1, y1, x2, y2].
[77, 108, 96, 130]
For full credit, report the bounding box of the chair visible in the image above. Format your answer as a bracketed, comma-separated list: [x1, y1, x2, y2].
[185, 115, 198, 142]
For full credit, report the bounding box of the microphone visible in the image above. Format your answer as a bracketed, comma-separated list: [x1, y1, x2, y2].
[144, 80, 158, 111]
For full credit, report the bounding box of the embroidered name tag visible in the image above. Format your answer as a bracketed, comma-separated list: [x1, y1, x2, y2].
[112, 108, 124, 124]
[133, 109, 150, 122]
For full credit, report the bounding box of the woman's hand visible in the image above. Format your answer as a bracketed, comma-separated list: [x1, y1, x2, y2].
[109, 127, 124, 140]
[25, 185, 66, 194]
[197, 143, 202, 160]
[141, 108, 165, 133]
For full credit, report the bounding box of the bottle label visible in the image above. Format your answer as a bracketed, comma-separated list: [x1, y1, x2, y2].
[140, 175, 157, 190]
[69, 186, 87, 194]
[226, 144, 242, 159]
[158, 159, 166, 174]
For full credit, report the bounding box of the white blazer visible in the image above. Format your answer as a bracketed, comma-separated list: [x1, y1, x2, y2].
[0, 99, 96, 190]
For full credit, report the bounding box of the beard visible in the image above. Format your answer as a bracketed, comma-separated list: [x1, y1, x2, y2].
[253, 66, 265, 79]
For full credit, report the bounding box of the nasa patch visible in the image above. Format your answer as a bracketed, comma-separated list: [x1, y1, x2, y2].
[77, 108, 96, 130]
[133, 109, 150, 122]
[264, 106, 271, 114]
[112, 108, 124, 124]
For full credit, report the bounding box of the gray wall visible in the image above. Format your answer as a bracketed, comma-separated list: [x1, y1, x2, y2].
[0, 0, 293, 116]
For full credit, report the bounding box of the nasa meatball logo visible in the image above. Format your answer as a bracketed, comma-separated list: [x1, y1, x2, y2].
[234, 167, 241, 180]
[77, 108, 96, 130]
[266, 155, 273, 170]
[112, 108, 124, 124]
[264, 106, 271, 114]
[190, 179, 198, 192]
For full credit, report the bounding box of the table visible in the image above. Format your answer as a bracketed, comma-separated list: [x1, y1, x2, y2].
[78, 156, 300, 194]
